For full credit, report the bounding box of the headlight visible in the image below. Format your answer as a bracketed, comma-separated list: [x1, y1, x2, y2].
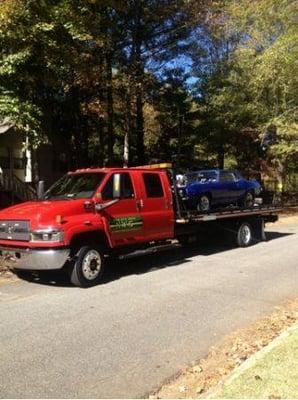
[30, 229, 64, 242]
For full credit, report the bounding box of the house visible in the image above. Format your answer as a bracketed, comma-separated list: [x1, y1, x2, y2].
[0, 119, 68, 208]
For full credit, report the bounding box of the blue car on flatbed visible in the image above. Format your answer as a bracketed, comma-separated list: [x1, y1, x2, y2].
[182, 169, 262, 212]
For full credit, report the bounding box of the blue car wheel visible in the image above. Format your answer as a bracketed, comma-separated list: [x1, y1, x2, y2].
[242, 191, 255, 208]
[197, 194, 211, 213]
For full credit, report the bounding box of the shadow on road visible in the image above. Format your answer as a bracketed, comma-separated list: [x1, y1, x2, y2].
[15, 231, 294, 288]
[266, 231, 293, 241]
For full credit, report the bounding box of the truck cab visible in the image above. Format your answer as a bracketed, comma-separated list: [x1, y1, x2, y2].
[0, 165, 174, 287]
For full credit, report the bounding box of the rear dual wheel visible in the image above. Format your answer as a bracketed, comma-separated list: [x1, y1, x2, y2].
[236, 222, 253, 247]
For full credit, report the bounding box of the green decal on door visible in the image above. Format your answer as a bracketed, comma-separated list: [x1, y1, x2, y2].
[109, 216, 143, 232]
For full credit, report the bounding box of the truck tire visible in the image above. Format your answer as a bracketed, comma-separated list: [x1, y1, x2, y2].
[177, 234, 198, 246]
[69, 245, 105, 287]
[236, 222, 253, 247]
[252, 218, 266, 242]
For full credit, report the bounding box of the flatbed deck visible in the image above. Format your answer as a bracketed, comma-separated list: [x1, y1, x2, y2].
[175, 205, 281, 224]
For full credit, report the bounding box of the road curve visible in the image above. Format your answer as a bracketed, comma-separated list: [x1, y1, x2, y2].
[0, 222, 297, 398]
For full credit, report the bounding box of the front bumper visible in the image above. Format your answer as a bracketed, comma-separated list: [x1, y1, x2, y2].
[0, 246, 70, 271]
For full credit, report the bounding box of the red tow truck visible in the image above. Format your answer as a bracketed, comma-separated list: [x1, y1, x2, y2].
[0, 164, 280, 287]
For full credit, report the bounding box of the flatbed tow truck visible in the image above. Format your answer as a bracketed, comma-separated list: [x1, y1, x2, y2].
[0, 163, 281, 287]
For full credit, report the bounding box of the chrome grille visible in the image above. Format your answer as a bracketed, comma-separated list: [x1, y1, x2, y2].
[0, 220, 30, 241]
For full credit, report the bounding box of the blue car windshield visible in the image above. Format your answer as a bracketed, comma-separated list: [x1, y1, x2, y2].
[187, 171, 217, 183]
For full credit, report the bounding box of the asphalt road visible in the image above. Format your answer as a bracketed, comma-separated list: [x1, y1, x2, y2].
[0, 221, 297, 398]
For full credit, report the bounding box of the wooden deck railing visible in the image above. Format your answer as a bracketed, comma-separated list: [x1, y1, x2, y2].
[0, 171, 37, 202]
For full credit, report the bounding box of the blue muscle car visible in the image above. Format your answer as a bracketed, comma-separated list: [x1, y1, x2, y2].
[182, 169, 261, 212]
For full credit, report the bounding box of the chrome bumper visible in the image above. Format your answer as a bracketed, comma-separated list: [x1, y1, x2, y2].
[0, 247, 70, 271]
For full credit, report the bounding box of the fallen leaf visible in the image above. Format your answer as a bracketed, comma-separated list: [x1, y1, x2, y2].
[192, 365, 202, 374]
[195, 386, 204, 394]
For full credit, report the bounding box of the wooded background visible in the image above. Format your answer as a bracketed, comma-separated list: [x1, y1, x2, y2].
[0, 0, 297, 186]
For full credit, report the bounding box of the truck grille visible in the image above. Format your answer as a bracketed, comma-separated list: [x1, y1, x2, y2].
[0, 220, 30, 241]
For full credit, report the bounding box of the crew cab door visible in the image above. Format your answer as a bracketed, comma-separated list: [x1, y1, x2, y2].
[135, 171, 174, 240]
[98, 172, 144, 247]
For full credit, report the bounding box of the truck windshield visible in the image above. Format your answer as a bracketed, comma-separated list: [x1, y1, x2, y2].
[44, 173, 106, 200]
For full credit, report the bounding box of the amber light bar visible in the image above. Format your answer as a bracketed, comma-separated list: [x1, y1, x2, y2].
[134, 163, 172, 169]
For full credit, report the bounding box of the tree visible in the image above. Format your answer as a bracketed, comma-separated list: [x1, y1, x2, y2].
[119, 0, 194, 164]
[189, 0, 297, 177]
[146, 68, 199, 166]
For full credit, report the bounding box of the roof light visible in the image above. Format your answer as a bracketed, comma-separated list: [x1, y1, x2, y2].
[135, 163, 172, 169]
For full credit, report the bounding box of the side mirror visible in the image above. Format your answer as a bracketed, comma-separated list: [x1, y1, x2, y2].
[37, 180, 45, 200]
[95, 199, 119, 212]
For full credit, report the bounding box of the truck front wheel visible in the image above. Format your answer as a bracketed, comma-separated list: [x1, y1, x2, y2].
[69, 245, 105, 287]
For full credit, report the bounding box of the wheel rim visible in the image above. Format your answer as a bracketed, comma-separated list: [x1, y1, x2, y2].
[199, 196, 210, 212]
[240, 224, 251, 245]
[245, 192, 254, 207]
[81, 250, 102, 280]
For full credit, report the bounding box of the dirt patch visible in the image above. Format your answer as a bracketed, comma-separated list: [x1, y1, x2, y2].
[267, 212, 298, 228]
[0, 262, 10, 275]
[152, 299, 298, 399]
[272, 206, 298, 225]
[275, 214, 298, 225]
[279, 205, 298, 217]
[0, 267, 16, 284]
[0, 257, 17, 283]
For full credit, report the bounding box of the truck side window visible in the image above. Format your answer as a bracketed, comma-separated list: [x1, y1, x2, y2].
[121, 173, 134, 199]
[102, 173, 134, 200]
[143, 173, 164, 198]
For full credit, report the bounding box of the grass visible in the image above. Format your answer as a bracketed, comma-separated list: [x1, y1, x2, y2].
[213, 327, 298, 399]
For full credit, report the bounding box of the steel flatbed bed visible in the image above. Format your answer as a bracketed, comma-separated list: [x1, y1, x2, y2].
[175, 205, 281, 224]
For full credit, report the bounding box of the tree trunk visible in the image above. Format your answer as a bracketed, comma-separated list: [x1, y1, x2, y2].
[217, 145, 225, 169]
[123, 91, 133, 167]
[177, 113, 184, 168]
[73, 121, 89, 168]
[97, 119, 105, 166]
[106, 51, 115, 165]
[133, 1, 145, 165]
[123, 132, 129, 167]
[135, 85, 145, 164]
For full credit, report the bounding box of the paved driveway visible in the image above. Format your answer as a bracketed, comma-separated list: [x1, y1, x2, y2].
[0, 222, 297, 398]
